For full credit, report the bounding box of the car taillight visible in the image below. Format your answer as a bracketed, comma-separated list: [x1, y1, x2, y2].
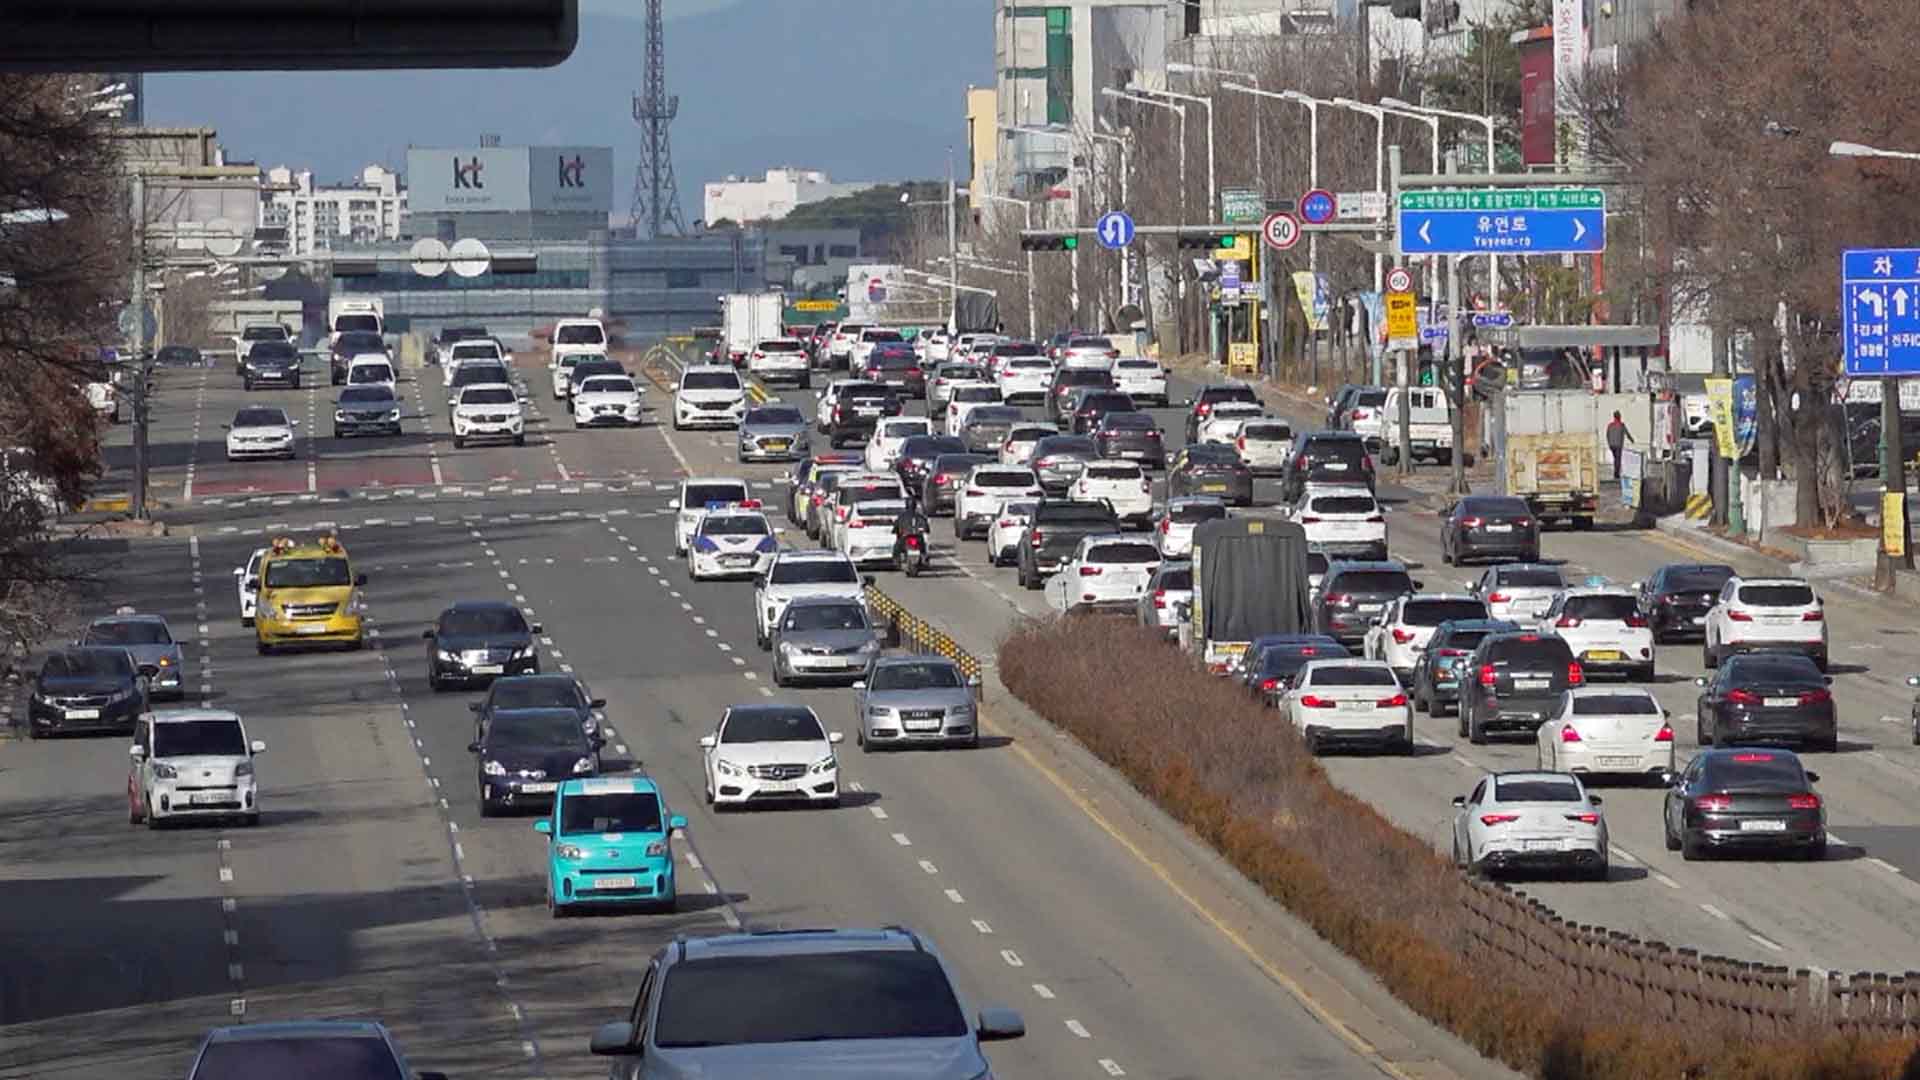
[1377, 693, 1408, 708]
[1362, 454, 1375, 472]
[1479, 813, 1520, 826]
[1459, 517, 1484, 528]
[1160, 518, 1172, 533]
[1140, 480, 1152, 493]
[847, 518, 866, 530]
[1299, 694, 1337, 709]
[908, 367, 922, 377]
[1153, 590, 1168, 609]
[1300, 515, 1323, 524]
[1728, 610, 1753, 621]
[1486, 591, 1509, 604]
[1556, 616, 1582, 628]
[1567, 662, 1585, 686]
[935, 475, 951, 486]
[1196, 402, 1212, 415]
[998, 518, 1015, 528]
[1565, 812, 1601, 825]
[1079, 566, 1102, 576]
[1366, 514, 1386, 524]
[833, 405, 844, 420]
[1727, 689, 1762, 705]
[1107, 349, 1120, 358]
[1516, 518, 1534, 528]
[1803, 610, 1824, 622]
[1695, 794, 1733, 812]
[1478, 664, 1498, 687]
[1799, 688, 1832, 705]
[1294, 454, 1308, 470]
[1391, 628, 1416, 644]
[965, 488, 983, 497]
[1030, 529, 1045, 547]
[1625, 614, 1649, 627]
[1787, 793, 1822, 810]
[1561, 726, 1583, 743]
[1236, 437, 1247, 451]
[1260, 677, 1281, 692]
[1437, 647, 1467, 657]
[1324, 592, 1351, 608]
[1147, 430, 1161, 438]
[1352, 409, 1371, 420]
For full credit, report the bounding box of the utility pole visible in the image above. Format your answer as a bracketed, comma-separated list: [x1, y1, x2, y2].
[130, 170, 151, 521]
[946, 149, 958, 332]
[1390, 145, 1412, 477]
[1879, 374, 1912, 586]
[1445, 150, 1468, 496]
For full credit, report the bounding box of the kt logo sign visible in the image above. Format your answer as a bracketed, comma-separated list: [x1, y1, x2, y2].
[453, 155, 485, 190]
[557, 154, 586, 189]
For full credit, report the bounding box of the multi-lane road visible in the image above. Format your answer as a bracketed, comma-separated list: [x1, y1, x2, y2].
[1, 353, 1515, 1080]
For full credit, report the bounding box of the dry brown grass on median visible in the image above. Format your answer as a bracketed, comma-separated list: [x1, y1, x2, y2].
[997, 616, 1918, 1080]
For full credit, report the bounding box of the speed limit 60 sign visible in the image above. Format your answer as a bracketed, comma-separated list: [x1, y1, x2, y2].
[1385, 266, 1414, 293]
[1261, 211, 1301, 251]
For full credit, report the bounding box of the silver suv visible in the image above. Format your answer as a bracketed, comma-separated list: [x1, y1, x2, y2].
[590, 927, 1025, 1078]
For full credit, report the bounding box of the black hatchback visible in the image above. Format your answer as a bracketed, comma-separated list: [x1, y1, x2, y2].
[1281, 432, 1375, 501]
[1636, 562, 1736, 643]
[1440, 495, 1540, 565]
[1662, 747, 1825, 861]
[1312, 561, 1417, 646]
[26, 647, 145, 737]
[1694, 651, 1836, 752]
[469, 707, 604, 816]
[424, 601, 544, 690]
[1068, 391, 1137, 435]
[1459, 631, 1581, 744]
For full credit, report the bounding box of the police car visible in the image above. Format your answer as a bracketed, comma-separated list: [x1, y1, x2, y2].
[686, 504, 778, 581]
[669, 478, 753, 556]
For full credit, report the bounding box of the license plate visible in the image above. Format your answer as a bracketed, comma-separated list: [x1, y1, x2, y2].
[723, 555, 754, 566]
[1121, 449, 1146, 458]
[65, 708, 101, 719]
[758, 779, 798, 792]
[1691, 616, 1707, 625]
[1739, 819, 1787, 833]
[1763, 696, 1798, 707]
[1586, 650, 1624, 662]
[296, 624, 330, 635]
[595, 876, 638, 890]
[1487, 524, 1513, 533]
[1523, 839, 1561, 851]
[1325, 462, 1349, 471]
[520, 782, 557, 794]
[1597, 755, 1640, 768]
[765, 440, 789, 450]
[904, 719, 942, 732]
[472, 664, 504, 675]
[189, 792, 226, 805]
[1516, 678, 1550, 690]
[1202, 483, 1227, 492]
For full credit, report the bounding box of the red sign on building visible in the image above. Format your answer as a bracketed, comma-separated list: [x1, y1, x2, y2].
[1515, 26, 1557, 168]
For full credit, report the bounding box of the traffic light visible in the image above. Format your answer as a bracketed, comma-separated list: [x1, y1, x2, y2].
[1176, 232, 1239, 251]
[1020, 231, 1081, 252]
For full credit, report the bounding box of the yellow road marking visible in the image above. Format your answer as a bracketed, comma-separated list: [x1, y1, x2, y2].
[978, 706, 1425, 1080]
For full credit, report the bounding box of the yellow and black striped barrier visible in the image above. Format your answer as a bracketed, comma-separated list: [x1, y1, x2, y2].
[863, 584, 985, 701]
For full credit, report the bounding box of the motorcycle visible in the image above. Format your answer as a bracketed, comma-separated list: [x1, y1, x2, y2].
[899, 531, 931, 577]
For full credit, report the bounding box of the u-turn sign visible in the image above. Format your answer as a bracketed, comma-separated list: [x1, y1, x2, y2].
[1095, 210, 1135, 250]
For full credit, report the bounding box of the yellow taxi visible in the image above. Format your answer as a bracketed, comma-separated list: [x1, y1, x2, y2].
[253, 535, 367, 653]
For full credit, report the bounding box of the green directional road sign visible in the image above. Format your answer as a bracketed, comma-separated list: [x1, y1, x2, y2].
[1399, 188, 1605, 212]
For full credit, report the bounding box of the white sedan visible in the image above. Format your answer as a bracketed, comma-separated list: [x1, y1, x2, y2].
[699, 703, 843, 809]
[569, 373, 644, 428]
[224, 406, 297, 460]
[1282, 659, 1412, 755]
[1535, 687, 1673, 781]
[1451, 770, 1609, 881]
[866, 416, 933, 471]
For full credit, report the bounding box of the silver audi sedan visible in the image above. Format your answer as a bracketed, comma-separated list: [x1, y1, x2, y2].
[855, 655, 979, 750]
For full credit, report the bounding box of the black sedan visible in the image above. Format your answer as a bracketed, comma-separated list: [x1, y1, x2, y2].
[1240, 635, 1349, 703]
[1167, 444, 1253, 507]
[1662, 747, 1825, 861]
[471, 673, 607, 739]
[1440, 495, 1540, 566]
[1067, 390, 1137, 435]
[894, 434, 967, 496]
[1636, 562, 1736, 643]
[469, 707, 605, 816]
[242, 341, 302, 390]
[26, 646, 146, 737]
[1694, 651, 1836, 752]
[425, 601, 544, 691]
[1093, 412, 1166, 468]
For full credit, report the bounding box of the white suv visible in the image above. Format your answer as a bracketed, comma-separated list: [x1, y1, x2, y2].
[1067, 460, 1153, 528]
[954, 465, 1042, 540]
[1362, 593, 1492, 681]
[1110, 357, 1168, 406]
[996, 356, 1058, 405]
[865, 416, 932, 472]
[450, 384, 525, 448]
[128, 709, 266, 827]
[748, 338, 810, 387]
[1045, 535, 1161, 614]
[1703, 576, 1828, 671]
[1288, 485, 1388, 561]
[753, 550, 866, 650]
[1537, 586, 1657, 680]
[673, 364, 748, 430]
[699, 703, 843, 809]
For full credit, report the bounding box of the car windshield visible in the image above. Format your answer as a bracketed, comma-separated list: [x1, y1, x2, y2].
[1242, 423, 1292, 440]
[335, 315, 380, 334]
[1435, 627, 1500, 650]
[347, 365, 392, 383]
[1331, 571, 1413, 596]
[974, 470, 1035, 488]
[441, 609, 528, 636]
[768, 559, 858, 585]
[864, 330, 903, 342]
[560, 791, 662, 835]
[1489, 637, 1575, 667]
[1738, 583, 1815, 607]
[1667, 566, 1735, 591]
[721, 709, 825, 743]
[994, 343, 1042, 357]
[1704, 753, 1809, 791]
[1008, 426, 1054, 441]
[954, 387, 1000, 402]
[555, 324, 605, 345]
[1565, 594, 1640, 620]
[684, 483, 749, 506]
[1260, 642, 1348, 673]
[1725, 655, 1824, 683]
[234, 408, 287, 428]
[1499, 567, 1565, 588]
[966, 406, 1022, 424]
[1102, 414, 1157, 431]
[489, 713, 583, 749]
[1308, 495, 1376, 514]
[43, 650, 132, 679]
[653, 951, 968, 1048]
[86, 620, 171, 645]
[1086, 542, 1159, 564]
[873, 351, 916, 365]
[1463, 498, 1529, 517]
[1168, 502, 1226, 524]
[683, 372, 741, 391]
[453, 365, 510, 386]
[1494, 777, 1584, 802]
[154, 720, 247, 758]
[336, 332, 383, 352]
[249, 342, 298, 360]
[581, 377, 635, 395]
[785, 603, 868, 632]
[460, 387, 516, 406]
[452, 343, 500, 359]
[881, 420, 930, 438]
[489, 681, 581, 710]
[1310, 665, 1398, 688]
[1085, 464, 1142, 480]
[702, 515, 769, 537]
[1186, 445, 1241, 464]
[188, 1036, 405, 1080]
[339, 388, 394, 404]
[870, 662, 964, 691]
[240, 326, 286, 341]
[1037, 437, 1097, 455]
[758, 340, 801, 352]
[1571, 693, 1661, 716]
[1008, 358, 1053, 370]
[1354, 389, 1388, 407]
[264, 557, 351, 588]
[1001, 500, 1039, 519]
[1405, 600, 1488, 626]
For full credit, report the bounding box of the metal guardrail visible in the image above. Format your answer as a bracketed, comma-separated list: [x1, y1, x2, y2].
[862, 584, 985, 701]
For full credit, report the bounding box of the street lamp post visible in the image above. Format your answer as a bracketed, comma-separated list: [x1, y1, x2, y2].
[1130, 82, 1215, 221]
[1169, 62, 1260, 189]
[1102, 88, 1187, 348]
[946, 188, 1035, 336]
[1331, 97, 1387, 381]
[1000, 124, 1081, 326]
[1088, 127, 1133, 312]
[1384, 96, 1502, 311]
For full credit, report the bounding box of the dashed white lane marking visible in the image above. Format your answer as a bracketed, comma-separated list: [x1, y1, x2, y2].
[1748, 933, 1784, 953]
[218, 867, 234, 883]
[919, 859, 938, 874]
[869, 806, 888, 820]
[1066, 1019, 1091, 1038]
[943, 888, 965, 904]
[1651, 871, 1682, 890]
[971, 918, 993, 934]
[1099, 1058, 1127, 1076]
[1699, 903, 1729, 921]
[1608, 845, 1638, 863]
[890, 832, 912, 846]
[685, 852, 702, 871]
[1450, 753, 1476, 769]
[1868, 857, 1904, 874]
[1032, 983, 1055, 999]
[999, 949, 1024, 968]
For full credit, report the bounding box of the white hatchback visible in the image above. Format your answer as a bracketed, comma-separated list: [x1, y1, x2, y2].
[1363, 593, 1492, 680]
[1536, 587, 1656, 680]
[345, 355, 396, 393]
[1536, 687, 1673, 781]
[570, 373, 644, 428]
[836, 498, 910, 568]
[1109, 357, 1168, 406]
[1000, 424, 1055, 467]
[1233, 419, 1296, 475]
[748, 338, 810, 385]
[1068, 460, 1153, 528]
[1470, 563, 1566, 623]
[450, 384, 525, 448]
[129, 709, 266, 827]
[945, 384, 1004, 436]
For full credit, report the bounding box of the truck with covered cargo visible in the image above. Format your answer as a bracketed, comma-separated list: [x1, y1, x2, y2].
[1182, 518, 1313, 675]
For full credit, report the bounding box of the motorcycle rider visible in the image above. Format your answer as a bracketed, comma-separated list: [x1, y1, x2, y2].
[892, 500, 932, 567]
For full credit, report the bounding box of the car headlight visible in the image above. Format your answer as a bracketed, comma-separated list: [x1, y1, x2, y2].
[714, 759, 743, 777]
[867, 705, 894, 718]
[809, 755, 837, 775]
[109, 685, 135, 702]
[779, 640, 799, 654]
[436, 648, 458, 662]
[334, 409, 347, 421]
[857, 639, 880, 653]
[387, 409, 402, 421]
[645, 839, 668, 857]
[572, 756, 595, 774]
[555, 843, 587, 860]
[513, 644, 535, 659]
[347, 591, 367, 614]
[235, 760, 254, 777]
[482, 759, 507, 776]
[152, 763, 178, 779]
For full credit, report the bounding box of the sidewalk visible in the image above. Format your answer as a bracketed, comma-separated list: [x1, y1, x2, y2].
[1650, 513, 1910, 608]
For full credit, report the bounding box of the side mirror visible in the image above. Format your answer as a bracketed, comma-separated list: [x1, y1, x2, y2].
[1587, 795, 1603, 806]
[863, 574, 876, 587]
[422, 629, 436, 640]
[530, 622, 545, 634]
[466, 741, 482, 754]
[590, 698, 607, 708]
[1693, 677, 1708, 687]
[699, 734, 717, 750]
[1824, 676, 1834, 685]
[1908, 675, 1920, 688]
[219, 423, 231, 430]
[1450, 795, 1466, 807]
[1660, 770, 1679, 787]
[355, 573, 368, 586]
[588, 1021, 639, 1057]
[828, 731, 845, 744]
[1412, 580, 1425, 591]
[468, 702, 483, 712]
[851, 680, 867, 691]
[129, 744, 146, 760]
[752, 574, 768, 590]
[1631, 580, 1644, 590]
[232, 566, 245, 577]
[668, 814, 688, 831]
[977, 1007, 1027, 1042]
[533, 819, 552, 835]
[591, 733, 607, 748]
[667, 499, 681, 510]
[1806, 770, 1821, 784]
[249, 740, 267, 754]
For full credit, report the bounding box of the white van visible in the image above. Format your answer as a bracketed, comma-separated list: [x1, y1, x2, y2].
[1377, 387, 1455, 465]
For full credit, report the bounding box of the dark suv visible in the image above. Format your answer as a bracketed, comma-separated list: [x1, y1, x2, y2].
[1312, 560, 1418, 646]
[329, 330, 388, 384]
[1068, 390, 1137, 435]
[1016, 499, 1120, 590]
[827, 383, 900, 447]
[920, 453, 996, 517]
[1048, 367, 1116, 426]
[1458, 630, 1581, 744]
[1184, 382, 1261, 442]
[1281, 431, 1376, 502]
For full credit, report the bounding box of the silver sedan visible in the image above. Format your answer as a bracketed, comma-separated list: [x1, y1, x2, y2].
[737, 404, 812, 463]
[855, 656, 978, 750]
[770, 597, 881, 687]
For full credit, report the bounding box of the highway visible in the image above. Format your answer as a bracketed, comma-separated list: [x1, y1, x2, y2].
[0, 355, 1512, 1080]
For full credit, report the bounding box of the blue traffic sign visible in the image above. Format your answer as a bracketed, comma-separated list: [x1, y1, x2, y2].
[1298, 189, 1336, 226]
[1095, 210, 1135, 250]
[1842, 248, 1920, 375]
[1471, 312, 1514, 328]
[1399, 206, 1605, 255]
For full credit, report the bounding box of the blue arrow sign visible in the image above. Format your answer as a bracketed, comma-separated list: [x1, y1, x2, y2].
[1399, 207, 1606, 255]
[1842, 247, 1920, 376]
[1095, 210, 1135, 250]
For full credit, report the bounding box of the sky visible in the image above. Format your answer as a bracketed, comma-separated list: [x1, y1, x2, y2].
[145, 0, 989, 226]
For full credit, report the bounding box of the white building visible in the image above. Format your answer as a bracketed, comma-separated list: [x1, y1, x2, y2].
[260, 164, 406, 254]
[701, 168, 877, 226]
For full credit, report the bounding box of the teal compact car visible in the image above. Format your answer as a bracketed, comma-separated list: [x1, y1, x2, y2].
[535, 777, 686, 916]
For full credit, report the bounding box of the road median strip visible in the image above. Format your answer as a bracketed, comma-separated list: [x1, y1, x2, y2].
[996, 615, 1919, 1079]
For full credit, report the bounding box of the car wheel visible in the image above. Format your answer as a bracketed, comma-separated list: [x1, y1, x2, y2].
[242, 617, 254, 628]
[333, 426, 344, 438]
[1663, 811, 1681, 851]
[771, 663, 787, 688]
[513, 434, 526, 446]
[1633, 662, 1655, 682]
[428, 670, 444, 692]
[256, 641, 271, 656]
[1468, 713, 1487, 746]
[145, 805, 162, 830]
[1813, 734, 1839, 754]
[1588, 857, 1609, 882]
[1680, 832, 1702, 861]
[1414, 680, 1430, 714]
[1702, 639, 1718, 669]
[243, 812, 261, 828]
[1804, 838, 1828, 862]
[858, 728, 870, 753]
[478, 799, 497, 819]
[453, 435, 466, 449]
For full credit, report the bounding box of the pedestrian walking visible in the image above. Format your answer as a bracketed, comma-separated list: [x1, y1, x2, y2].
[1606, 410, 1633, 478]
